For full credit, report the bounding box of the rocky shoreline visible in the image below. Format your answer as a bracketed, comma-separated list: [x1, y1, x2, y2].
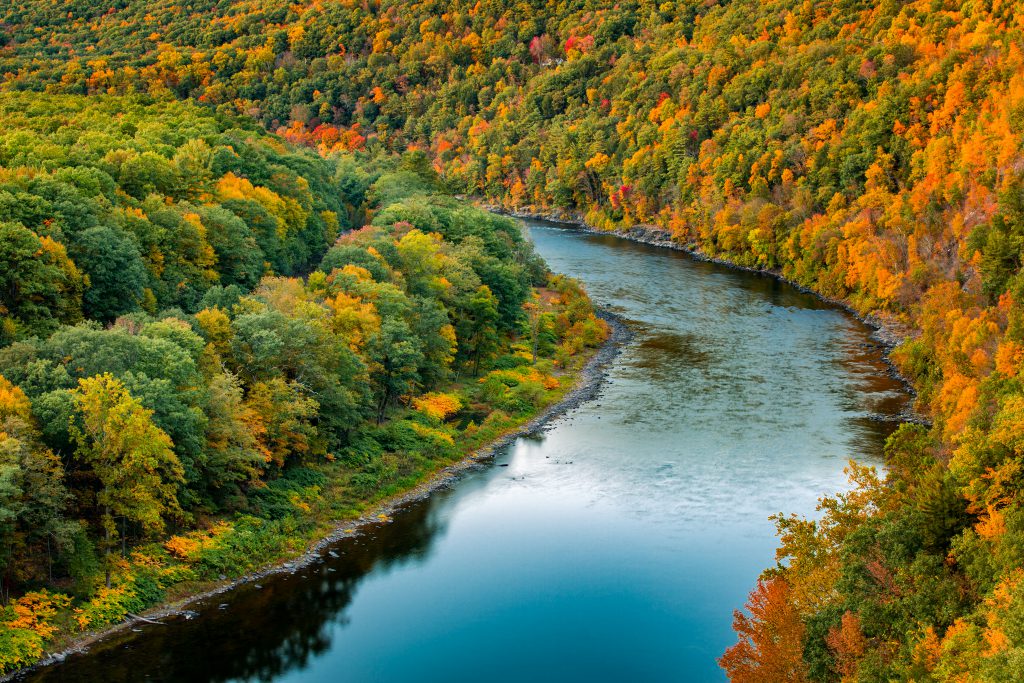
[8, 311, 632, 682]
[490, 204, 928, 426]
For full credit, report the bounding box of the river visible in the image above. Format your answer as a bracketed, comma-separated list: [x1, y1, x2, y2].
[26, 219, 910, 682]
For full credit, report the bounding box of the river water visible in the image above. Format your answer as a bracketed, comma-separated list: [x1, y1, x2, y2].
[27, 220, 910, 682]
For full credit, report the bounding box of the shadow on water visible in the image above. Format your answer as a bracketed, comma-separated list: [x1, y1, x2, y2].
[567, 227, 836, 313]
[631, 329, 714, 372]
[26, 491, 464, 683]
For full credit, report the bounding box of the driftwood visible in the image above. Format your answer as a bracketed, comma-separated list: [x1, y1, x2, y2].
[126, 613, 165, 626]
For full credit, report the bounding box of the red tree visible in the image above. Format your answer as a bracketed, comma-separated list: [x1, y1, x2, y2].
[719, 578, 810, 683]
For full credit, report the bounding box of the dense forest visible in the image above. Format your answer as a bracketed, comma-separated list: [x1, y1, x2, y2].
[0, 93, 607, 671]
[2, 0, 1024, 679]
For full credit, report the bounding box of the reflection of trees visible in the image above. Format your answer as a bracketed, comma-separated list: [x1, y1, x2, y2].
[31, 495, 451, 683]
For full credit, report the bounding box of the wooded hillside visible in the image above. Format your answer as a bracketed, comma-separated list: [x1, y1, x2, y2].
[3, 0, 1024, 678]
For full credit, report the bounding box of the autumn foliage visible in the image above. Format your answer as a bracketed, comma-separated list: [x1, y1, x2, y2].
[719, 579, 809, 683]
[0, 0, 1022, 678]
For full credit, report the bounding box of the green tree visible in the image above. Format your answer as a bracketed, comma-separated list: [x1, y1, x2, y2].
[201, 372, 265, 507]
[71, 226, 147, 322]
[369, 318, 424, 424]
[458, 285, 500, 376]
[0, 377, 72, 597]
[195, 205, 264, 289]
[0, 222, 83, 342]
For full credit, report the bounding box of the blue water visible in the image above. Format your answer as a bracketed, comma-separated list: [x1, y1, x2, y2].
[28, 220, 908, 682]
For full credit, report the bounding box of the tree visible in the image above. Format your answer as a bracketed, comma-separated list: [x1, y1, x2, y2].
[524, 296, 542, 364]
[195, 205, 264, 289]
[200, 372, 265, 507]
[242, 377, 320, 468]
[0, 222, 84, 342]
[368, 318, 424, 424]
[719, 578, 810, 683]
[0, 376, 71, 598]
[409, 296, 456, 388]
[457, 285, 500, 376]
[70, 374, 183, 587]
[71, 226, 146, 322]
[117, 151, 177, 200]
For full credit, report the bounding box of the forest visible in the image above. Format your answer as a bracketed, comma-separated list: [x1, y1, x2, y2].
[0, 93, 607, 671]
[2, 0, 1024, 679]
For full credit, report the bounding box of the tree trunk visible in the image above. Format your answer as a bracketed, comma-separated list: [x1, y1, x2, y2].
[531, 317, 539, 365]
[104, 506, 112, 589]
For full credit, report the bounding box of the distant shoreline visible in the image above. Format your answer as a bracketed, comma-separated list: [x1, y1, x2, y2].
[492, 203, 927, 426]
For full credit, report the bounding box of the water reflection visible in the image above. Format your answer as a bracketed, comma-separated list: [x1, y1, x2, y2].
[632, 329, 714, 372]
[31, 496, 456, 683]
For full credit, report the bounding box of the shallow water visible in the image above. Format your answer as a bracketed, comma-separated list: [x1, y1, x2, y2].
[27, 220, 909, 682]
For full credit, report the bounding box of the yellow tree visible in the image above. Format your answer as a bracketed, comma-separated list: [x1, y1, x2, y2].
[71, 374, 183, 587]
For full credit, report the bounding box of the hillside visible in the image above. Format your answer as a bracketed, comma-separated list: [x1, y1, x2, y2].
[2, 0, 1024, 679]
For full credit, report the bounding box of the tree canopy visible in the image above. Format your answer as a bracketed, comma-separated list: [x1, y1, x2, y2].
[2, 0, 1024, 678]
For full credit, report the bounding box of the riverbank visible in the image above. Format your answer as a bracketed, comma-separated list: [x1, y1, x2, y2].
[489, 203, 927, 425]
[7, 311, 631, 682]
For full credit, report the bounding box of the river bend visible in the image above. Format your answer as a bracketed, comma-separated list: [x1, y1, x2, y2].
[26, 219, 909, 682]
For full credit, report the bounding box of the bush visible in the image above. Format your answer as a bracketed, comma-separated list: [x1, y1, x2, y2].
[194, 516, 287, 578]
[348, 458, 399, 497]
[0, 591, 72, 673]
[491, 354, 530, 370]
[75, 584, 145, 632]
